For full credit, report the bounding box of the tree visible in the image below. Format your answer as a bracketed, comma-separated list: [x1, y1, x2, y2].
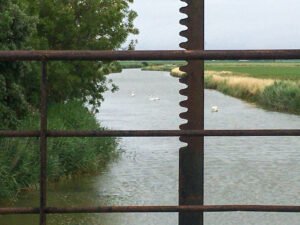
[23, 0, 138, 109]
[0, 0, 36, 128]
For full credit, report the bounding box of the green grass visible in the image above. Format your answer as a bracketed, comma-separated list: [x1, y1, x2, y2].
[0, 101, 118, 201]
[119, 61, 144, 69]
[122, 60, 300, 81]
[205, 62, 300, 81]
[258, 81, 300, 114]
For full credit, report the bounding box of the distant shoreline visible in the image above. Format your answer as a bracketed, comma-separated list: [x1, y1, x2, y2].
[120, 62, 300, 115]
[171, 66, 300, 115]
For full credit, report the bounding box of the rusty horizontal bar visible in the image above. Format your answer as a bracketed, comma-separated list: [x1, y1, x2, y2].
[1, 50, 300, 61]
[1, 205, 300, 215]
[0, 208, 39, 215]
[0, 130, 40, 137]
[1, 129, 300, 138]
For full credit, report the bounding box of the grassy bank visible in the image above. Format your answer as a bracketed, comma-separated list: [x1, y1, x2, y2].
[0, 101, 118, 201]
[120, 61, 184, 70]
[205, 73, 300, 114]
[170, 63, 300, 115]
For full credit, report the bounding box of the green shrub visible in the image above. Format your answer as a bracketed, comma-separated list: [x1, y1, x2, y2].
[0, 101, 118, 201]
[259, 81, 300, 113]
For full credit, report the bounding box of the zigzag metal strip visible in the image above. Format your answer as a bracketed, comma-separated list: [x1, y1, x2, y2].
[178, 0, 204, 145]
[179, 0, 190, 138]
[178, 0, 205, 224]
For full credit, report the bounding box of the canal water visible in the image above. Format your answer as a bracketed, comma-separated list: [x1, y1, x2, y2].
[1, 69, 300, 225]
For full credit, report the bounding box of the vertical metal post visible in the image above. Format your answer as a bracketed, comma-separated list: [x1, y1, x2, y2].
[179, 0, 205, 225]
[40, 61, 48, 225]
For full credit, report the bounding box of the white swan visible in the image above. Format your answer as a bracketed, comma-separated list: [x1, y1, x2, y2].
[131, 91, 135, 97]
[211, 106, 219, 112]
[149, 96, 160, 101]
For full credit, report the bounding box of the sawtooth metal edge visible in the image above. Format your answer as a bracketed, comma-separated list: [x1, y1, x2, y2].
[179, 0, 205, 225]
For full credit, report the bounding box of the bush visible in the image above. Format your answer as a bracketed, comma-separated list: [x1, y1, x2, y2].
[0, 101, 118, 200]
[258, 81, 300, 113]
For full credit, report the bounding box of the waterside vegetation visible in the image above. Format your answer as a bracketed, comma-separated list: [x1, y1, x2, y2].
[180, 63, 300, 115]
[0, 0, 136, 201]
[0, 101, 118, 201]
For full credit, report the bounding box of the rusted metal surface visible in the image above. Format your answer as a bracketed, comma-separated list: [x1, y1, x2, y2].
[39, 62, 48, 225]
[46, 129, 300, 137]
[0, 208, 39, 215]
[2, 129, 300, 137]
[2, 50, 300, 61]
[2, 205, 300, 215]
[179, 0, 205, 224]
[0, 130, 40, 137]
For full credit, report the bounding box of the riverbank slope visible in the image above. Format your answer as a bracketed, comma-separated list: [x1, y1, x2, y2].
[172, 62, 300, 115]
[0, 101, 118, 201]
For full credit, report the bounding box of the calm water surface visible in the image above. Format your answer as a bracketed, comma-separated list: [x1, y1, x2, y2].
[1, 69, 300, 225]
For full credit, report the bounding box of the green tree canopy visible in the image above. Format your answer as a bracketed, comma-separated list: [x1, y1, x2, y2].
[24, 0, 138, 109]
[0, 0, 36, 128]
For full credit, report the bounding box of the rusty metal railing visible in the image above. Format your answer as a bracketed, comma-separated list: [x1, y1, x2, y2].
[2, 129, 300, 137]
[1, 0, 300, 224]
[1, 50, 300, 61]
[1, 51, 300, 225]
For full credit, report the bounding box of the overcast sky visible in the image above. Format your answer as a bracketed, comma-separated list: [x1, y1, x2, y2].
[126, 0, 300, 50]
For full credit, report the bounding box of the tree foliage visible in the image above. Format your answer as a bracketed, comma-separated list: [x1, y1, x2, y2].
[24, 0, 138, 109]
[0, 0, 138, 128]
[0, 0, 36, 128]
